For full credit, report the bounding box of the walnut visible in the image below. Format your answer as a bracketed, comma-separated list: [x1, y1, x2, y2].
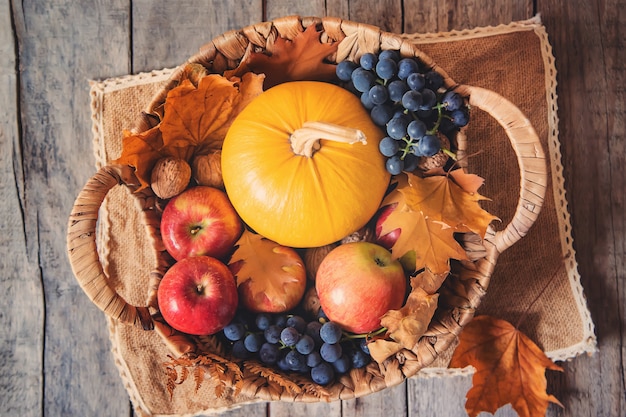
[150, 157, 191, 199]
[340, 224, 376, 244]
[302, 286, 322, 319]
[192, 151, 223, 189]
[303, 243, 338, 281]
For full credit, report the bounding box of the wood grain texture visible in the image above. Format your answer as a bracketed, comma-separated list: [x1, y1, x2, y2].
[539, 0, 626, 415]
[2, 0, 624, 416]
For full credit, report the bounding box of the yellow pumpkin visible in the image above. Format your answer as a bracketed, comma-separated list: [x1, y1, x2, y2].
[221, 81, 390, 248]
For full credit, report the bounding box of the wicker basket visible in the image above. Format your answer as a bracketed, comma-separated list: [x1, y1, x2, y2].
[67, 16, 547, 403]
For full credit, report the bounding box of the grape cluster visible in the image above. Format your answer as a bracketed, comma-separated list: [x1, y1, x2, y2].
[221, 311, 371, 385]
[336, 50, 470, 175]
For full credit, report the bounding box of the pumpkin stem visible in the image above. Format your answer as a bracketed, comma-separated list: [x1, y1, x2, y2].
[290, 121, 367, 158]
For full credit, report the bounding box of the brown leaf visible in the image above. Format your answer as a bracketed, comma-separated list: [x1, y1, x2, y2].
[380, 288, 438, 351]
[449, 316, 563, 417]
[410, 269, 449, 294]
[229, 230, 306, 312]
[112, 127, 163, 190]
[244, 24, 338, 88]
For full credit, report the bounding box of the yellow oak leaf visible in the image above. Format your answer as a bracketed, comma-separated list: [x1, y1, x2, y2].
[449, 315, 563, 417]
[228, 230, 306, 312]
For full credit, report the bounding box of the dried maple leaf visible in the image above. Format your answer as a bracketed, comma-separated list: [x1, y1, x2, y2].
[410, 268, 449, 294]
[243, 24, 338, 89]
[113, 71, 264, 190]
[229, 230, 306, 312]
[449, 315, 563, 417]
[403, 172, 498, 237]
[378, 172, 497, 273]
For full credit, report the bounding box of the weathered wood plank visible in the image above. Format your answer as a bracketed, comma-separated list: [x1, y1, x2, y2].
[539, 0, 626, 415]
[0, 1, 44, 416]
[11, 1, 134, 416]
[131, 0, 264, 73]
[402, 0, 533, 33]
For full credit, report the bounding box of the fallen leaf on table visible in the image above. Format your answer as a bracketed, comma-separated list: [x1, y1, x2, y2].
[449, 315, 563, 417]
[238, 24, 338, 89]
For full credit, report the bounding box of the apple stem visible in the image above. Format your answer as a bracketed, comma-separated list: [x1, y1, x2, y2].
[289, 121, 367, 158]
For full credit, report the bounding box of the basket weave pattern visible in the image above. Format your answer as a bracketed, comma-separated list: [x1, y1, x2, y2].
[67, 16, 547, 402]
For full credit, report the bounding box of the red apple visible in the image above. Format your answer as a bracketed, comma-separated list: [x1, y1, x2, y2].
[161, 186, 243, 261]
[157, 256, 238, 335]
[374, 203, 400, 250]
[315, 241, 406, 333]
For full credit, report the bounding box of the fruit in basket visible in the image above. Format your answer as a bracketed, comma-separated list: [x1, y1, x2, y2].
[336, 51, 471, 175]
[160, 186, 243, 261]
[157, 256, 238, 335]
[221, 81, 390, 248]
[228, 230, 306, 313]
[315, 241, 407, 333]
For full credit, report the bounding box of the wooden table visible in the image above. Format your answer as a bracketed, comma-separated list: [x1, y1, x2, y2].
[2, 1, 624, 416]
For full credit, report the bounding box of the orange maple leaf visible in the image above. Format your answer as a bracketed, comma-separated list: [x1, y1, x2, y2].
[229, 230, 306, 312]
[403, 172, 498, 236]
[449, 315, 563, 417]
[113, 71, 264, 190]
[378, 172, 497, 273]
[243, 24, 338, 89]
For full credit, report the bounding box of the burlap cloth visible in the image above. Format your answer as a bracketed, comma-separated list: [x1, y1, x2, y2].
[88, 16, 596, 417]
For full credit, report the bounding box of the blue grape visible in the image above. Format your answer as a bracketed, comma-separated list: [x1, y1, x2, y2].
[375, 58, 397, 80]
[407, 72, 426, 91]
[351, 349, 370, 368]
[264, 325, 282, 344]
[397, 58, 419, 80]
[311, 363, 335, 385]
[277, 355, 290, 371]
[418, 134, 441, 157]
[223, 322, 246, 341]
[305, 321, 323, 345]
[420, 88, 437, 110]
[379, 136, 400, 157]
[425, 70, 444, 90]
[285, 350, 307, 371]
[320, 342, 343, 363]
[359, 53, 378, 70]
[360, 91, 375, 109]
[319, 322, 343, 344]
[442, 91, 463, 111]
[407, 119, 427, 139]
[402, 90, 423, 111]
[280, 326, 300, 346]
[244, 333, 263, 353]
[359, 338, 370, 355]
[368, 84, 389, 105]
[403, 154, 419, 172]
[386, 115, 410, 140]
[259, 342, 280, 364]
[232, 339, 251, 359]
[386, 155, 404, 175]
[274, 315, 288, 328]
[351, 67, 375, 93]
[296, 334, 315, 355]
[307, 351, 323, 368]
[379, 49, 400, 62]
[336, 60, 358, 81]
[332, 354, 351, 374]
[287, 315, 307, 333]
[388, 80, 409, 102]
[451, 109, 470, 127]
[370, 104, 394, 126]
[255, 313, 271, 331]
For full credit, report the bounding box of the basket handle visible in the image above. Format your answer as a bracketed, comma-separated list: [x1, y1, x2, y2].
[455, 84, 548, 254]
[66, 164, 157, 330]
